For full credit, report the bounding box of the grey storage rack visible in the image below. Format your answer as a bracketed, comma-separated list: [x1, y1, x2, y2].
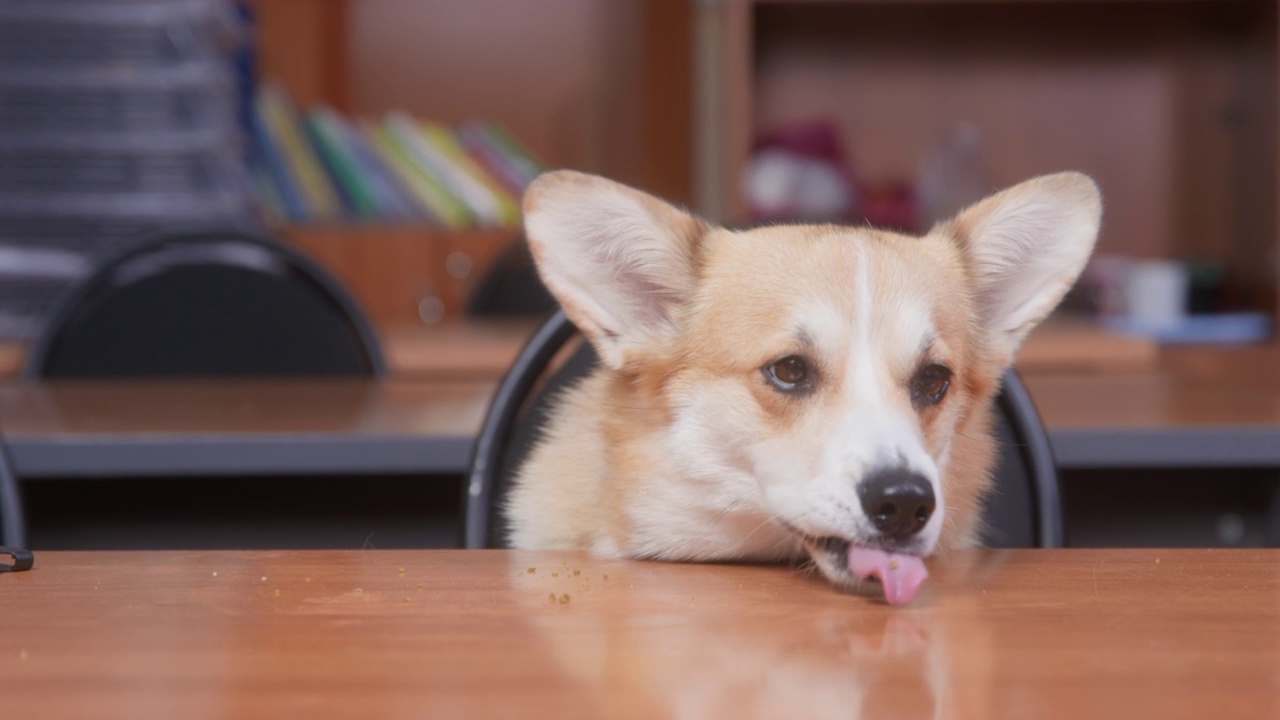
[0, 0, 256, 339]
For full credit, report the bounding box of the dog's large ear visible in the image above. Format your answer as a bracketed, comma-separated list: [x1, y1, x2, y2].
[522, 170, 711, 370]
[945, 172, 1101, 366]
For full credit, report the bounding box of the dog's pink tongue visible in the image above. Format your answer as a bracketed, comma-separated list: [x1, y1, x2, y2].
[848, 546, 928, 606]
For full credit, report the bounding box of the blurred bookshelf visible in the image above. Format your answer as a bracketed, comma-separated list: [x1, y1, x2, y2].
[277, 225, 518, 327]
[0, 0, 695, 337]
[240, 0, 695, 328]
[240, 1, 540, 327]
[0, 0, 255, 338]
[245, 81, 536, 324]
[696, 0, 1280, 344]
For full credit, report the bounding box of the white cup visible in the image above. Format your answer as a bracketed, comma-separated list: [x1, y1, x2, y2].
[1124, 260, 1187, 329]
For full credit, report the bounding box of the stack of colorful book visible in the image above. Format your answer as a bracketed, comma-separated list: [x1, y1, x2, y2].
[249, 84, 544, 227]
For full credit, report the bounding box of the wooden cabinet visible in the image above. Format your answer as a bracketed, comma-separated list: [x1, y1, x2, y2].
[244, 1, 697, 334]
[276, 226, 518, 328]
[696, 0, 1280, 326]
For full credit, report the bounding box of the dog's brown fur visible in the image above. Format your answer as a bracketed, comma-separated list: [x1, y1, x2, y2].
[507, 170, 1100, 586]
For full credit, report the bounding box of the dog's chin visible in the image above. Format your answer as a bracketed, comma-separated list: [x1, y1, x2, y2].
[799, 535, 929, 596]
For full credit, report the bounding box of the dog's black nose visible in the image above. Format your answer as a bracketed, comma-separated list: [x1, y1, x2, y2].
[858, 468, 935, 543]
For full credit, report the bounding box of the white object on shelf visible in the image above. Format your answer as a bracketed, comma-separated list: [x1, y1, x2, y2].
[1102, 312, 1270, 345]
[1124, 259, 1187, 330]
[918, 122, 987, 227]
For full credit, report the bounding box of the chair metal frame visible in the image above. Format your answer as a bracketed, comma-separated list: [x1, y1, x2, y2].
[1, 436, 25, 549]
[1, 429, 33, 571]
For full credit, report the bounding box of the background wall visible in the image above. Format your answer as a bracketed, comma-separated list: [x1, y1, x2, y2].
[350, 0, 644, 187]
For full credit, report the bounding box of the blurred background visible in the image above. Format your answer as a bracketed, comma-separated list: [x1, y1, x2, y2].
[0, 0, 1277, 551]
[1, 0, 1273, 340]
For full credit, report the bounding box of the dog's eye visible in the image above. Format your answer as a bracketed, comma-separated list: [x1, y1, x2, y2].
[765, 355, 811, 392]
[912, 364, 952, 406]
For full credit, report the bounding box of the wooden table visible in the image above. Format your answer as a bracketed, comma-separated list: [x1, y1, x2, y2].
[0, 379, 496, 478]
[2, 549, 1276, 719]
[1024, 345, 1280, 468]
[381, 318, 538, 378]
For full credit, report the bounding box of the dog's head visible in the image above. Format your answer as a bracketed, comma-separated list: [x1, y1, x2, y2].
[523, 171, 1099, 587]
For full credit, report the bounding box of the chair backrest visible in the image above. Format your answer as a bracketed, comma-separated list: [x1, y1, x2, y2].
[26, 230, 385, 378]
[465, 310, 1064, 550]
[0, 431, 27, 549]
[466, 238, 559, 318]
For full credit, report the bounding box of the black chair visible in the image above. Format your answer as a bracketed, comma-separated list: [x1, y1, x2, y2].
[0, 431, 33, 572]
[464, 310, 1064, 550]
[25, 230, 385, 378]
[466, 238, 559, 318]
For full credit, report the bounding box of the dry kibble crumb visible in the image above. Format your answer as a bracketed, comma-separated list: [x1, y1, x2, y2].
[1155, 558, 1161, 565]
[548, 592, 556, 602]
[573, 570, 580, 576]
[889, 560, 900, 570]
[603, 574, 608, 581]
[404, 597, 411, 603]
[398, 567, 406, 575]
[212, 571, 218, 577]
[552, 572, 559, 578]
[527, 567, 536, 574]
[558, 593, 570, 604]
[417, 583, 424, 590]
[261, 576, 267, 582]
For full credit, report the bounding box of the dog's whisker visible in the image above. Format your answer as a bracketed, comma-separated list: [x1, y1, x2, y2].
[709, 500, 743, 523]
[737, 514, 785, 545]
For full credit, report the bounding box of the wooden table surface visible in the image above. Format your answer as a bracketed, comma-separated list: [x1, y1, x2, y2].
[2, 549, 1276, 720]
[1022, 345, 1280, 467]
[0, 379, 493, 437]
[381, 318, 538, 378]
[0, 379, 497, 477]
[1024, 345, 1280, 430]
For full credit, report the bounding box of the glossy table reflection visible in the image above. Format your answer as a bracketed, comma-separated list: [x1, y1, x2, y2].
[2, 549, 1277, 719]
[0, 379, 496, 477]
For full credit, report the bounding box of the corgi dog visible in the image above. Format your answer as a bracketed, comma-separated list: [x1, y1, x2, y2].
[507, 170, 1100, 604]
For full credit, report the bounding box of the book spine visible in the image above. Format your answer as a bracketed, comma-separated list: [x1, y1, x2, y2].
[473, 121, 546, 184]
[367, 121, 472, 228]
[306, 110, 380, 219]
[250, 158, 287, 224]
[456, 124, 527, 197]
[331, 115, 434, 223]
[387, 113, 502, 225]
[259, 84, 342, 221]
[248, 93, 307, 221]
[420, 122, 521, 227]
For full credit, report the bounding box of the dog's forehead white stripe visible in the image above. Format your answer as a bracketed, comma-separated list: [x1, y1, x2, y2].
[782, 243, 946, 548]
[786, 243, 939, 394]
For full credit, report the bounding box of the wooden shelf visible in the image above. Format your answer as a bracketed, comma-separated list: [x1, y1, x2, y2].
[247, 0, 695, 205]
[275, 225, 521, 328]
[698, 0, 1280, 323]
